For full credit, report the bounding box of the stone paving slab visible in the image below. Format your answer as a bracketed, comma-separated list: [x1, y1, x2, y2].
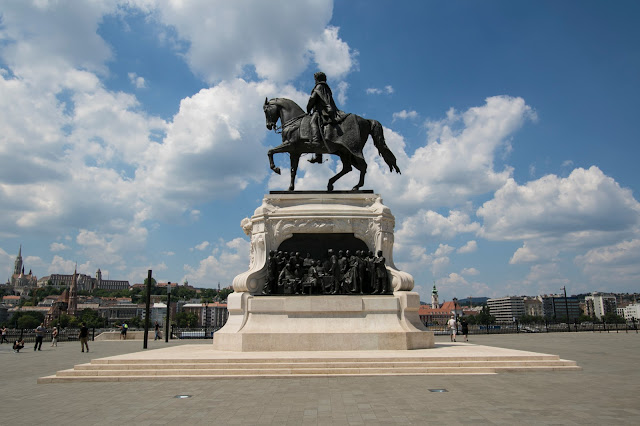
[1, 332, 638, 424]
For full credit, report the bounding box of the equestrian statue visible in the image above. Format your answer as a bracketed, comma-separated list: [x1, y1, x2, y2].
[264, 71, 401, 191]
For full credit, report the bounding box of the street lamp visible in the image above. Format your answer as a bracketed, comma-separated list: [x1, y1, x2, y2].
[452, 297, 459, 333]
[204, 300, 209, 339]
[165, 282, 171, 343]
[561, 286, 570, 332]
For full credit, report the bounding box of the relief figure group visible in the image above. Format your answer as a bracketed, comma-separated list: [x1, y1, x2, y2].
[263, 249, 390, 296]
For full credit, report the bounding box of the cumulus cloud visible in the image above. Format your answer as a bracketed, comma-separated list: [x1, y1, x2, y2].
[575, 239, 640, 285]
[478, 167, 640, 243]
[461, 267, 479, 276]
[392, 110, 418, 121]
[136, 0, 340, 83]
[366, 85, 394, 95]
[307, 26, 358, 80]
[182, 237, 250, 285]
[192, 241, 210, 252]
[49, 243, 70, 252]
[336, 81, 349, 105]
[128, 72, 147, 89]
[458, 240, 478, 254]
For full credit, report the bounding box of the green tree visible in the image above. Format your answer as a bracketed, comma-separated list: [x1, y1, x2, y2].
[17, 314, 41, 329]
[603, 312, 626, 324]
[174, 312, 199, 327]
[468, 305, 495, 326]
[79, 308, 106, 328]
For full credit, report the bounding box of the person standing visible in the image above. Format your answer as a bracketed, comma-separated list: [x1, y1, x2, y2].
[460, 318, 469, 342]
[50, 326, 59, 347]
[34, 323, 45, 351]
[154, 321, 161, 340]
[0, 326, 8, 344]
[79, 322, 89, 353]
[447, 315, 458, 342]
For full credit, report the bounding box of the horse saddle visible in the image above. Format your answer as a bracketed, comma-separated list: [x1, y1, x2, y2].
[299, 112, 349, 141]
[299, 115, 312, 140]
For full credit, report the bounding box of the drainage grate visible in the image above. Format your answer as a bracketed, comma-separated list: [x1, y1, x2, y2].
[174, 395, 193, 399]
[428, 389, 448, 393]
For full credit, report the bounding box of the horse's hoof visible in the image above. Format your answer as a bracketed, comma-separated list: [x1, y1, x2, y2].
[273, 167, 281, 175]
[352, 186, 360, 191]
[288, 185, 295, 191]
[327, 183, 334, 192]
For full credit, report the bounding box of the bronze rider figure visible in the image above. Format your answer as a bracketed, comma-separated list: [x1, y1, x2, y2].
[307, 71, 338, 164]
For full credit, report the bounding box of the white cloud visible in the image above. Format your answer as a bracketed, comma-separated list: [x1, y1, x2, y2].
[575, 239, 640, 285]
[128, 72, 147, 89]
[366, 85, 394, 95]
[49, 243, 70, 252]
[461, 267, 479, 276]
[137, 0, 338, 83]
[397, 210, 480, 243]
[392, 110, 418, 121]
[478, 167, 640, 242]
[192, 241, 210, 252]
[336, 81, 349, 106]
[457, 240, 478, 254]
[307, 26, 358, 80]
[182, 237, 250, 285]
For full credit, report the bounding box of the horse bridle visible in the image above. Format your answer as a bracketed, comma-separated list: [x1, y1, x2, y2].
[265, 100, 306, 135]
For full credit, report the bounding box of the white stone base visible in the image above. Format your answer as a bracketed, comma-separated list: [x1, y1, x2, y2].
[212, 291, 434, 352]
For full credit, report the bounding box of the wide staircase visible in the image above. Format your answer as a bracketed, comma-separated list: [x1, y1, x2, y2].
[39, 351, 580, 383]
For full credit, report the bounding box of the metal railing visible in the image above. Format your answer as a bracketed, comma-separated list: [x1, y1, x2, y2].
[425, 318, 639, 335]
[0, 327, 102, 343]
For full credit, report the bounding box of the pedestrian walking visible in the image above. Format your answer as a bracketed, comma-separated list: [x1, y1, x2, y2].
[51, 326, 59, 347]
[0, 326, 8, 344]
[460, 318, 469, 342]
[120, 322, 128, 340]
[447, 315, 458, 342]
[34, 323, 45, 351]
[79, 322, 89, 353]
[154, 321, 161, 340]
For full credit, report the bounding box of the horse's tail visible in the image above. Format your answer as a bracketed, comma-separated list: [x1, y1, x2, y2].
[370, 120, 401, 174]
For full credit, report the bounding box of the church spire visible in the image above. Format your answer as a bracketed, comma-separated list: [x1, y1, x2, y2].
[13, 245, 23, 276]
[431, 281, 439, 309]
[67, 263, 78, 316]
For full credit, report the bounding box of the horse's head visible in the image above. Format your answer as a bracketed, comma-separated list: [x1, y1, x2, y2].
[263, 98, 280, 131]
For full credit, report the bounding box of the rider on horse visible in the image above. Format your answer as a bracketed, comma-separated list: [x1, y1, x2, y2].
[307, 71, 339, 164]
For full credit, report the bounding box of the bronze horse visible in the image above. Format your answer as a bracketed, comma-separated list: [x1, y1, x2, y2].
[264, 98, 401, 191]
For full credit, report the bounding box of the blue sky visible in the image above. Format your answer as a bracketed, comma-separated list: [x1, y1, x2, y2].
[1, 1, 639, 303]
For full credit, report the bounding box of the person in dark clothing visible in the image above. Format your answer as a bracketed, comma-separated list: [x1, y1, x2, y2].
[13, 338, 25, 353]
[79, 322, 89, 353]
[460, 318, 469, 342]
[34, 323, 45, 351]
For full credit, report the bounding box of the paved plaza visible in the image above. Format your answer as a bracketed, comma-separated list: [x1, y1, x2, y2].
[1, 332, 637, 425]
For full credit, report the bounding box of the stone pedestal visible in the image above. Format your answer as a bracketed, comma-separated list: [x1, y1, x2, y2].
[212, 192, 434, 351]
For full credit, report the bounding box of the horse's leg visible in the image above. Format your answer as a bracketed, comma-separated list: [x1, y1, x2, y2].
[352, 157, 367, 191]
[268, 143, 292, 175]
[327, 154, 352, 191]
[289, 152, 301, 191]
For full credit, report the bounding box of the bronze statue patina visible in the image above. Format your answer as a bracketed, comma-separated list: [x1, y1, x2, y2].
[263, 247, 390, 296]
[264, 72, 401, 191]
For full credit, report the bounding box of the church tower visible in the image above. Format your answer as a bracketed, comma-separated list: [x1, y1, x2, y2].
[13, 245, 23, 276]
[67, 265, 78, 316]
[431, 282, 439, 309]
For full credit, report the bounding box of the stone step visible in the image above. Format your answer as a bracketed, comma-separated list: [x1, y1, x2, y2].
[89, 354, 561, 364]
[38, 364, 581, 383]
[74, 359, 576, 370]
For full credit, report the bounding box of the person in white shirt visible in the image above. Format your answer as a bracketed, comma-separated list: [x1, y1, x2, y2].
[447, 315, 458, 342]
